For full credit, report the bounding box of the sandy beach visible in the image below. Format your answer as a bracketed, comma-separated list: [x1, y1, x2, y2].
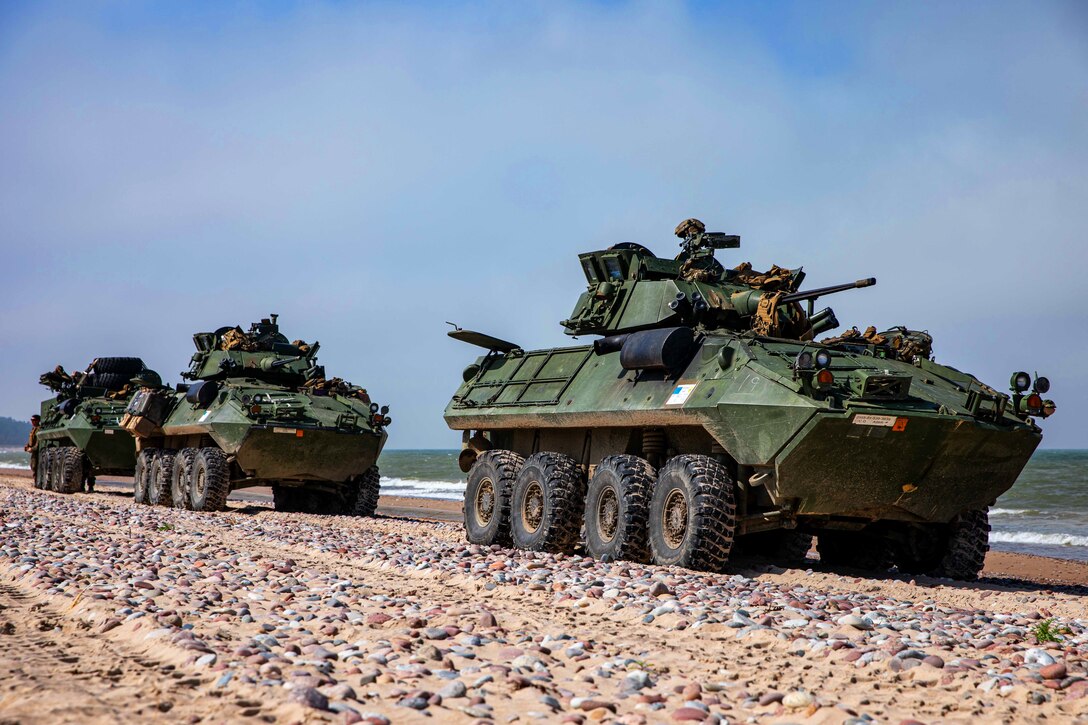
[0, 471, 1085, 724]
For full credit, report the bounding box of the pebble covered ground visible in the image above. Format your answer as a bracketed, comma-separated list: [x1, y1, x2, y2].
[1, 479, 1086, 724]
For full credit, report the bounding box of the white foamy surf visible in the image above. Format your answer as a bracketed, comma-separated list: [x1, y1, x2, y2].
[990, 531, 1088, 548]
[378, 477, 465, 501]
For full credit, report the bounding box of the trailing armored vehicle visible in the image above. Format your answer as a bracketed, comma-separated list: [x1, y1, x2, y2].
[123, 315, 391, 514]
[445, 219, 1055, 580]
[35, 358, 157, 494]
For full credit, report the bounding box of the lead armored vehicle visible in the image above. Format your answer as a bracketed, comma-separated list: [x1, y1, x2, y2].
[123, 315, 390, 514]
[35, 357, 156, 494]
[445, 219, 1054, 580]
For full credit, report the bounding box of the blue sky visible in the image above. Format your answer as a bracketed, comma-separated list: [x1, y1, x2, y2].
[1, 1, 1085, 448]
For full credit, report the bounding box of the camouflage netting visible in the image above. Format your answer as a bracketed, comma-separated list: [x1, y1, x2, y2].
[301, 376, 371, 403]
[220, 327, 259, 352]
[730, 262, 796, 291]
[821, 325, 935, 362]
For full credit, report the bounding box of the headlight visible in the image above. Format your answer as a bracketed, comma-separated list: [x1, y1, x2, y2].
[815, 350, 832, 369]
[794, 351, 814, 370]
[1011, 371, 1031, 392]
[1034, 376, 1050, 394]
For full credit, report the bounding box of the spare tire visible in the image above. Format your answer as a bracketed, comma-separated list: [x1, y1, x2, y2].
[90, 357, 145, 375]
[84, 373, 130, 391]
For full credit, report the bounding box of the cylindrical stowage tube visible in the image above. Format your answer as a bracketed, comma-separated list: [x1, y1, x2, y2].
[619, 327, 696, 371]
[593, 333, 631, 356]
[185, 380, 219, 407]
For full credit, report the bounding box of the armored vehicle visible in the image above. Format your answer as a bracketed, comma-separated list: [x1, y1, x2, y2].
[445, 219, 1054, 580]
[123, 315, 391, 514]
[35, 357, 156, 494]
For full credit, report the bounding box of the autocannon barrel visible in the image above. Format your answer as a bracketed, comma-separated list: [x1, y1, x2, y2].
[779, 277, 876, 305]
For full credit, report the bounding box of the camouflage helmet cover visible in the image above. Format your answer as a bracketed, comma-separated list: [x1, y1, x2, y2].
[131, 369, 163, 388]
[674, 218, 706, 239]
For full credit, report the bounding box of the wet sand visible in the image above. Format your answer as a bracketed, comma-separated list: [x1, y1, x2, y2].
[0, 471, 1085, 724]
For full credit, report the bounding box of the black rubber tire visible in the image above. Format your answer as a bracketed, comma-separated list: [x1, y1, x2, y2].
[84, 373, 130, 391]
[49, 448, 65, 492]
[190, 448, 230, 511]
[171, 448, 198, 510]
[510, 452, 585, 554]
[149, 450, 176, 506]
[346, 466, 381, 517]
[584, 455, 654, 563]
[57, 448, 85, 494]
[133, 450, 154, 505]
[932, 508, 990, 581]
[90, 357, 145, 375]
[272, 485, 299, 512]
[817, 530, 891, 571]
[648, 455, 736, 572]
[41, 449, 56, 491]
[34, 449, 48, 490]
[735, 529, 814, 567]
[464, 450, 524, 546]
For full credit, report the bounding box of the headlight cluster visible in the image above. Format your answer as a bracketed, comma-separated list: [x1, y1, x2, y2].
[794, 349, 835, 389]
[1010, 371, 1055, 418]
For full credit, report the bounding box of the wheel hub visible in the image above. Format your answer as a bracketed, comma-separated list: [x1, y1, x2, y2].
[597, 486, 619, 543]
[662, 488, 688, 549]
[475, 478, 495, 524]
[523, 480, 544, 534]
[194, 469, 206, 498]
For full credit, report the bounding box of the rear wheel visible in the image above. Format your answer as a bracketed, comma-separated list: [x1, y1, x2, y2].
[171, 449, 198, 510]
[346, 466, 381, 517]
[735, 529, 814, 567]
[148, 450, 176, 506]
[510, 452, 585, 554]
[34, 449, 49, 489]
[584, 455, 653, 563]
[817, 530, 891, 571]
[133, 450, 154, 505]
[190, 448, 230, 511]
[648, 455, 736, 572]
[464, 450, 524, 546]
[48, 449, 65, 492]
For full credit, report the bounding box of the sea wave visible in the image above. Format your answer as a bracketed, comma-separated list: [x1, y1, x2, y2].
[990, 531, 1088, 548]
[378, 477, 465, 500]
[989, 508, 1040, 516]
[0, 463, 30, 470]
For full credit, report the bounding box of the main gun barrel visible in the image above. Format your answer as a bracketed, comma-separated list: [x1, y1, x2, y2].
[779, 277, 876, 305]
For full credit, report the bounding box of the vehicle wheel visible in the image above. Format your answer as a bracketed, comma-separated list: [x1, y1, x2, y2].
[34, 449, 48, 489]
[41, 449, 56, 491]
[735, 529, 814, 566]
[510, 452, 585, 553]
[57, 448, 85, 494]
[272, 485, 299, 512]
[817, 530, 891, 570]
[932, 508, 990, 581]
[148, 450, 176, 506]
[84, 372, 130, 391]
[49, 449, 65, 492]
[584, 455, 653, 563]
[171, 448, 198, 510]
[190, 448, 230, 511]
[347, 466, 381, 517]
[648, 455, 736, 572]
[133, 450, 155, 505]
[464, 450, 524, 546]
[91, 357, 145, 375]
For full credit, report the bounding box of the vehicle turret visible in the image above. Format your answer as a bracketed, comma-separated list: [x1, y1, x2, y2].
[183, 314, 323, 386]
[560, 219, 874, 341]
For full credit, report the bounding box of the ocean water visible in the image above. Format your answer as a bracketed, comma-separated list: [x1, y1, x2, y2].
[4, 446, 1086, 562]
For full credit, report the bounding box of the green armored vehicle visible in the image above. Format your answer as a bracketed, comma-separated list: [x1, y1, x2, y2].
[445, 219, 1055, 580]
[123, 315, 391, 514]
[35, 358, 158, 494]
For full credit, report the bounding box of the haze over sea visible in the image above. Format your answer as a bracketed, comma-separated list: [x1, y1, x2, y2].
[4, 447, 1085, 563]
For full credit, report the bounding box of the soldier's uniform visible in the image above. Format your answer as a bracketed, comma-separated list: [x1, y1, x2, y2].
[24, 417, 39, 476]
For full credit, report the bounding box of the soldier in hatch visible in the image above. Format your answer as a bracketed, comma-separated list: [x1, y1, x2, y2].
[24, 415, 40, 477]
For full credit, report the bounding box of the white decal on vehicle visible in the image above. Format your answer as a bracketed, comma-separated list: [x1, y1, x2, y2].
[665, 384, 697, 406]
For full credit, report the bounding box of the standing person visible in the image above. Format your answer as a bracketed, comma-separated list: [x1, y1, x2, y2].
[24, 415, 40, 477]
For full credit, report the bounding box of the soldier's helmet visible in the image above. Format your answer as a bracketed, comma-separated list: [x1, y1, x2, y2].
[674, 217, 706, 239]
[130, 370, 163, 388]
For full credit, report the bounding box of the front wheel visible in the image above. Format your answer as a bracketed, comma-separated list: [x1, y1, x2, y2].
[57, 448, 85, 494]
[510, 452, 585, 554]
[583, 455, 653, 563]
[346, 466, 381, 517]
[933, 508, 990, 580]
[648, 455, 736, 572]
[34, 449, 49, 490]
[464, 450, 523, 546]
[148, 450, 176, 506]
